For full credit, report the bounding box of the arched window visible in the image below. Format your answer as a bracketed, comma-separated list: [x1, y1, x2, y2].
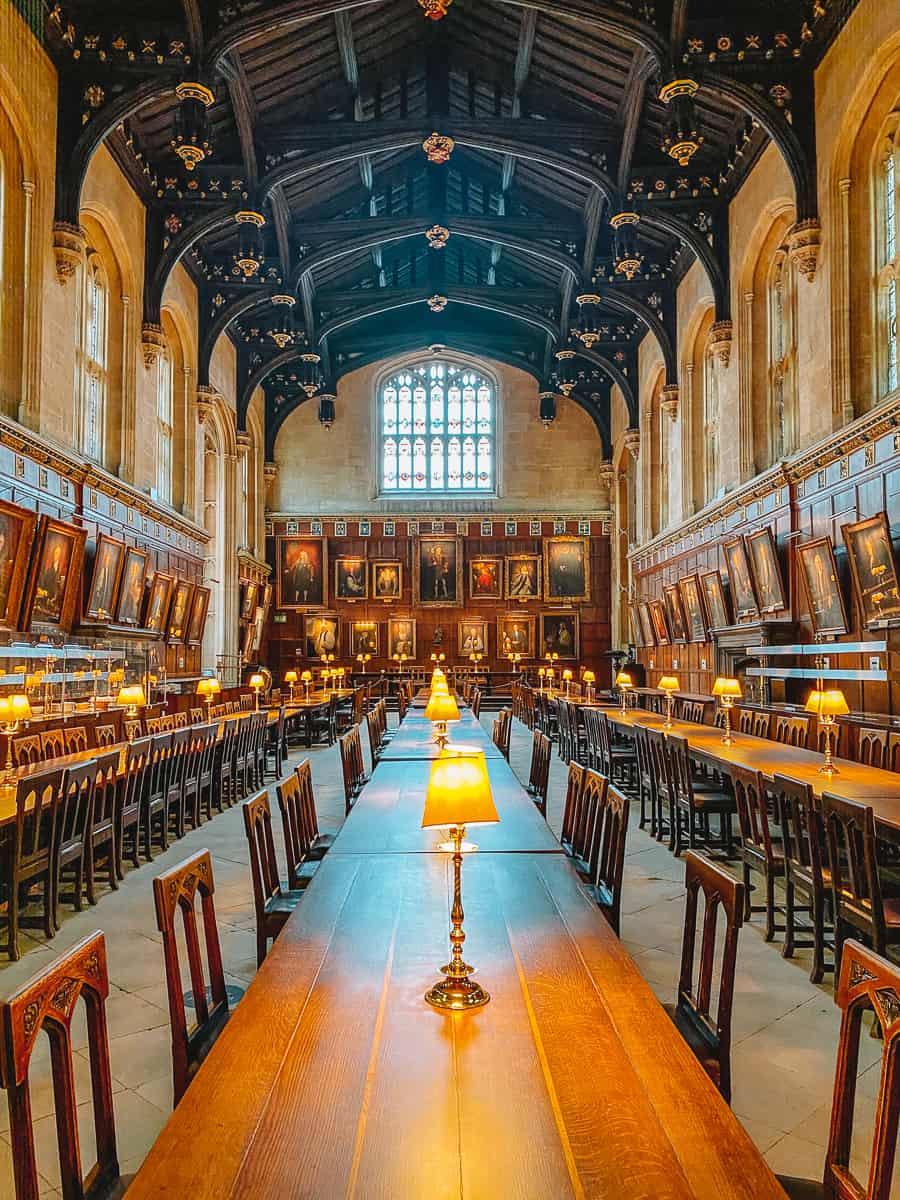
[877, 124, 899, 397]
[379, 360, 496, 494]
[77, 252, 108, 463]
[767, 248, 797, 459]
[156, 344, 174, 504]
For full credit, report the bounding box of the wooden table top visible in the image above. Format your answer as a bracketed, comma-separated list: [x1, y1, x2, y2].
[378, 711, 503, 762]
[335, 758, 558, 854]
[127, 851, 786, 1200]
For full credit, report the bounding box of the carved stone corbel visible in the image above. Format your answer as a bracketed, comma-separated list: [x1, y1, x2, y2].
[598, 459, 615, 492]
[623, 429, 640, 460]
[263, 460, 279, 507]
[141, 322, 166, 368]
[708, 320, 733, 367]
[787, 218, 821, 281]
[660, 384, 679, 422]
[196, 384, 216, 425]
[52, 221, 85, 284]
[235, 430, 252, 452]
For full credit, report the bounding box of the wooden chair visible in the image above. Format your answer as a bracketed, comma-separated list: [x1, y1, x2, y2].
[215, 718, 238, 810]
[310, 695, 338, 746]
[165, 727, 192, 841]
[142, 733, 173, 860]
[39, 729, 66, 760]
[665, 851, 745, 1105]
[153, 851, 231, 1104]
[470, 689, 482, 719]
[555, 697, 571, 763]
[678, 699, 707, 724]
[732, 762, 786, 942]
[265, 706, 286, 779]
[559, 762, 585, 856]
[366, 708, 384, 769]
[858, 727, 889, 769]
[589, 782, 629, 935]
[0, 930, 127, 1199]
[773, 714, 810, 748]
[822, 792, 900, 967]
[239, 693, 254, 711]
[242, 790, 304, 966]
[189, 707, 205, 725]
[231, 715, 254, 800]
[11, 735, 42, 766]
[570, 768, 608, 881]
[92, 723, 118, 749]
[492, 708, 512, 761]
[633, 724, 654, 830]
[86, 750, 120, 904]
[275, 770, 322, 890]
[773, 773, 833, 984]
[2, 767, 62, 959]
[595, 710, 636, 786]
[526, 730, 552, 818]
[123, 718, 143, 743]
[669, 734, 734, 857]
[63, 726, 89, 754]
[144, 716, 165, 736]
[172, 710, 189, 729]
[339, 726, 367, 814]
[54, 760, 97, 926]
[646, 727, 674, 845]
[737, 709, 754, 735]
[186, 724, 217, 828]
[118, 737, 152, 876]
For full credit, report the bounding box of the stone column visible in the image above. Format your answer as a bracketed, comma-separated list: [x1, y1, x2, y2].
[181, 364, 194, 518]
[221, 448, 240, 664]
[118, 294, 136, 481]
[680, 362, 695, 520]
[738, 290, 755, 479]
[18, 180, 39, 430]
[235, 430, 252, 553]
[832, 177, 854, 428]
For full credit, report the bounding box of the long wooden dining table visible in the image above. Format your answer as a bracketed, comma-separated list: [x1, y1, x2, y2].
[127, 705, 788, 1199]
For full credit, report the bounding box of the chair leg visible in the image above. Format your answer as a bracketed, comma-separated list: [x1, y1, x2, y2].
[7, 881, 20, 961]
[85, 844, 97, 906]
[782, 878, 796, 959]
[257, 926, 268, 968]
[742, 863, 752, 922]
[809, 891, 826, 985]
[42, 873, 53, 943]
[764, 871, 776, 942]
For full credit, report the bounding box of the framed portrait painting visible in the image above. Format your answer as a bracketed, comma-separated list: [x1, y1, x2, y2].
[187, 586, 211, 645]
[115, 547, 149, 626]
[334, 557, 369, 601]
[387, 617, 416, 659]
[841, 511, 900, 625]
[240, 582, 258, 620]
[649, 600, 670, 645]
[372, 560, 402, 601]
[144, 572, 175, 634]
[277, 537, 327, 609]
[678, 575, 708, 643]
[23, 516, 86, 633]
[638, 602, 657, 647]
[723, 537, 759, 620]
[543, 536, 590, 603]
[85, 534, 124, 622]
[663, 584, 689, 643]
[304, 612, 339, 659]
[348, 620, 379, 657]
[504, 554, 541, 601]
[468, 556, 503, 600]
[241, 620, 256, 659]
[497, 613, 535, 658]
[0, 500, 36, 631]
[458, 619, 489, 657]
[796, 536, 848, 636]
[167, 580, 195, 643]
[539, 611, 579, 660]
[414, 536, 463, 606]
[747, 528, 787, 613]
[701, 570, 730, 630]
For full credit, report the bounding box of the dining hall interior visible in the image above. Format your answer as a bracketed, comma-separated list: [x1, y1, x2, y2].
[0, 0, 899, 1195]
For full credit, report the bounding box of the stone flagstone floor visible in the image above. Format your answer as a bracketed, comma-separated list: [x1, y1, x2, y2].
[0, 713, 895, 1197]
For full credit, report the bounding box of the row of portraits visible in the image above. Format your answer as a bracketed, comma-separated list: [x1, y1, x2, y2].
[301, 611, 581, 661]
[0, 499, 210, 642]
[276, 535, 592, 609]
[633, 511, 900, 646]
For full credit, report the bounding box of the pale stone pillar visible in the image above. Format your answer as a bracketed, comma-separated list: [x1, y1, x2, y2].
[181, 364, 195, 518]
[832, 177, 854, 429]
[18, 180, 39, 430]
[235, 430, 252, 553]
[739, 290, 755, 479]
[221, 448, 240, 664]
[119, 294, 136, 481]
[681, 361, 695, 519]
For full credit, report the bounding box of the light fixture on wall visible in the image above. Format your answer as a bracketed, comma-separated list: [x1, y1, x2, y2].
[268, 295, 296, 348]
[610, 213, 644, 281]
[300, 353, 321, 397]
[573, 294, 602, 348]
[553, 347, 577, 396]
[233, 211, 266, 278]
[538, 390, 557, 429]
[659, 79, 704, 166]
[171, 82, 214, 170]
[318, 392, 336, 430]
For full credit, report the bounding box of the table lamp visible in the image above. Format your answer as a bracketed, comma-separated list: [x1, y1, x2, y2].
[0, 695, 32, 785]
[658, 675, 679, 729]
[197, 676, 221, 714]
[283, 670, 298, 703]
[356, 653, 371, 674]
[421, 749, 500, 1011]
[301, 669, 312, 701]
[615, 671, 633, 715]
[712, 676, 742, 745]
[248, 672, 265, 711]
[537, 667, 546, 692]
[583, 669, 596, 702]
[117, 684, 146, 720]
[805, 688, 849, 775]
[562, 668, 573, 697]
[424, 689, 460, 748]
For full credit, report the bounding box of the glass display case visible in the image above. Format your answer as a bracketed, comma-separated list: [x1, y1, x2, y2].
[0, 640, 161, 716]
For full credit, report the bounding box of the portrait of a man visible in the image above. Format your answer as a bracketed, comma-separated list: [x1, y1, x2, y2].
[468, 557, 502, 599]
[335, 557, 368, 601]
[540, 612, 578, 659]
[415, 537, 461, 606]
[747, 529, 787, 612]
[664, 585, 688, 643]
[498, 614, 534, 658]
[116, 549, 147, 625]
[33, 532, 73, 623]
[459, 620, 488, 655]
[350, 621, 378, 656]
[678, 576, 708, 643]
[304, 614, 339, 658]
[187, 587, 211, 643]
[388, 618, 416, 659]
[373, 560, 402, 600]
[543, 537, 590, 602]
[278, 537, 326, 608]
[87, 537, 123, 621]
[723, 537, 758, 620]
[168, 581, 193, 641]
[505, 555, 541, 600]
[145, 573, 174, 634]
[638, 602, 657, 647]
[701, 571, 730, 630]
[842, 513, 900, 625]
[797, 537, 847, 636]
[0, 513, 23, 619]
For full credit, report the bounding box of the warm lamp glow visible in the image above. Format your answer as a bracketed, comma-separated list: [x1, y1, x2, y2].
[658, 675, 679, 691]
[424, 691, 460, 723]
[422, 749, 499, 830]
[583, 670, 596, 684]
[249, 673, 264, 689]
[117, 685, 146, 718]
[284, 670, 298, 685]
[805, 689, 850, 718]
[712, 676, 742, 699]
[0, 694, 31, 724]
[615, 672, 633, 687]
[562, 669, 573, 681]
[197, 677, 221, 699]
[301, 670, 312, 683]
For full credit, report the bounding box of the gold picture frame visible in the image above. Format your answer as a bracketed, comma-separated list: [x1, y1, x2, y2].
[543, 536, 590, 603]
[504, 554, 541, 601]
[414, 535, 463, 607]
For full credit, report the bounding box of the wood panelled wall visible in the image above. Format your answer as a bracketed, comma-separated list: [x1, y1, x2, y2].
[264, 517, 612, 686]
[632, 400, 900, 715]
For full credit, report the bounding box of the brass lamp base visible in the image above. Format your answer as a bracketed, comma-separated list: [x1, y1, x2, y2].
[425, 966, 490, 1011]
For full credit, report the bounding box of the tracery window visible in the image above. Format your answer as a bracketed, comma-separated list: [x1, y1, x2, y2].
[767, 248, 797, 459]
[877, 126, 899, 397]
[77, 252, 108, 463]
[379, 360, 495, 494]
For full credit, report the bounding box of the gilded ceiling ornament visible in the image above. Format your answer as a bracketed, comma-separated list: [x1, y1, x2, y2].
[171, 82, 215, 170]
[554, 348, 577, 396]
[268, 295, 296, 348]
[574, 295, 602, 348]
[425, 224, 450, 250]
[422, 132, 455, 163]
[427, 295, 448, 313]
[418, 0, 452, 19]
[659, 79, 704, 167]
[233, 210, 266, 278]
[610, 212, 644, 281]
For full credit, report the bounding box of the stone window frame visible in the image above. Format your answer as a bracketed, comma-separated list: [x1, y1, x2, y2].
[76, 248, 109, 465]
[875, 117, 900, 400]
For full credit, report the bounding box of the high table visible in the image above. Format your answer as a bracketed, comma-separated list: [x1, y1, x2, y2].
[127, 707, 788, 1199]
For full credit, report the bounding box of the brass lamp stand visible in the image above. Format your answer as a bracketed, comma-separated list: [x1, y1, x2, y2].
[425, 824, 489, 1011]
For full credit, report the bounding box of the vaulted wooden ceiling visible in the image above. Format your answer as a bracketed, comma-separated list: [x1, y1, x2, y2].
[42, 0, 853, 456]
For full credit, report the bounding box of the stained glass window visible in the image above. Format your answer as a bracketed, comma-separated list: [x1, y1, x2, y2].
[78, 254, 108, 464]
[380, 362, 496, 493]
[879, 134, 899, 397]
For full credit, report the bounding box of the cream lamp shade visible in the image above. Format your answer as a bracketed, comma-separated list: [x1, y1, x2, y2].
[658, 675, 680, 692]
[0, 694, 31, 723]
[583, 670, 596, 684]
[197, 677, 221, 698]
[712, 676, 742, 700]
[284, 670, 298, 685]
[424, 691, 460, 723]
[614, 671, 633, 687]
[421, 749, 500, 829]
[117, 685, 146, 708]
[430, 680, 450, 698]
[562, 669, 573, 681]
[805, 689, 850, 718]
[249, 673, 265, 689]
[300, 670, 312, 683]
